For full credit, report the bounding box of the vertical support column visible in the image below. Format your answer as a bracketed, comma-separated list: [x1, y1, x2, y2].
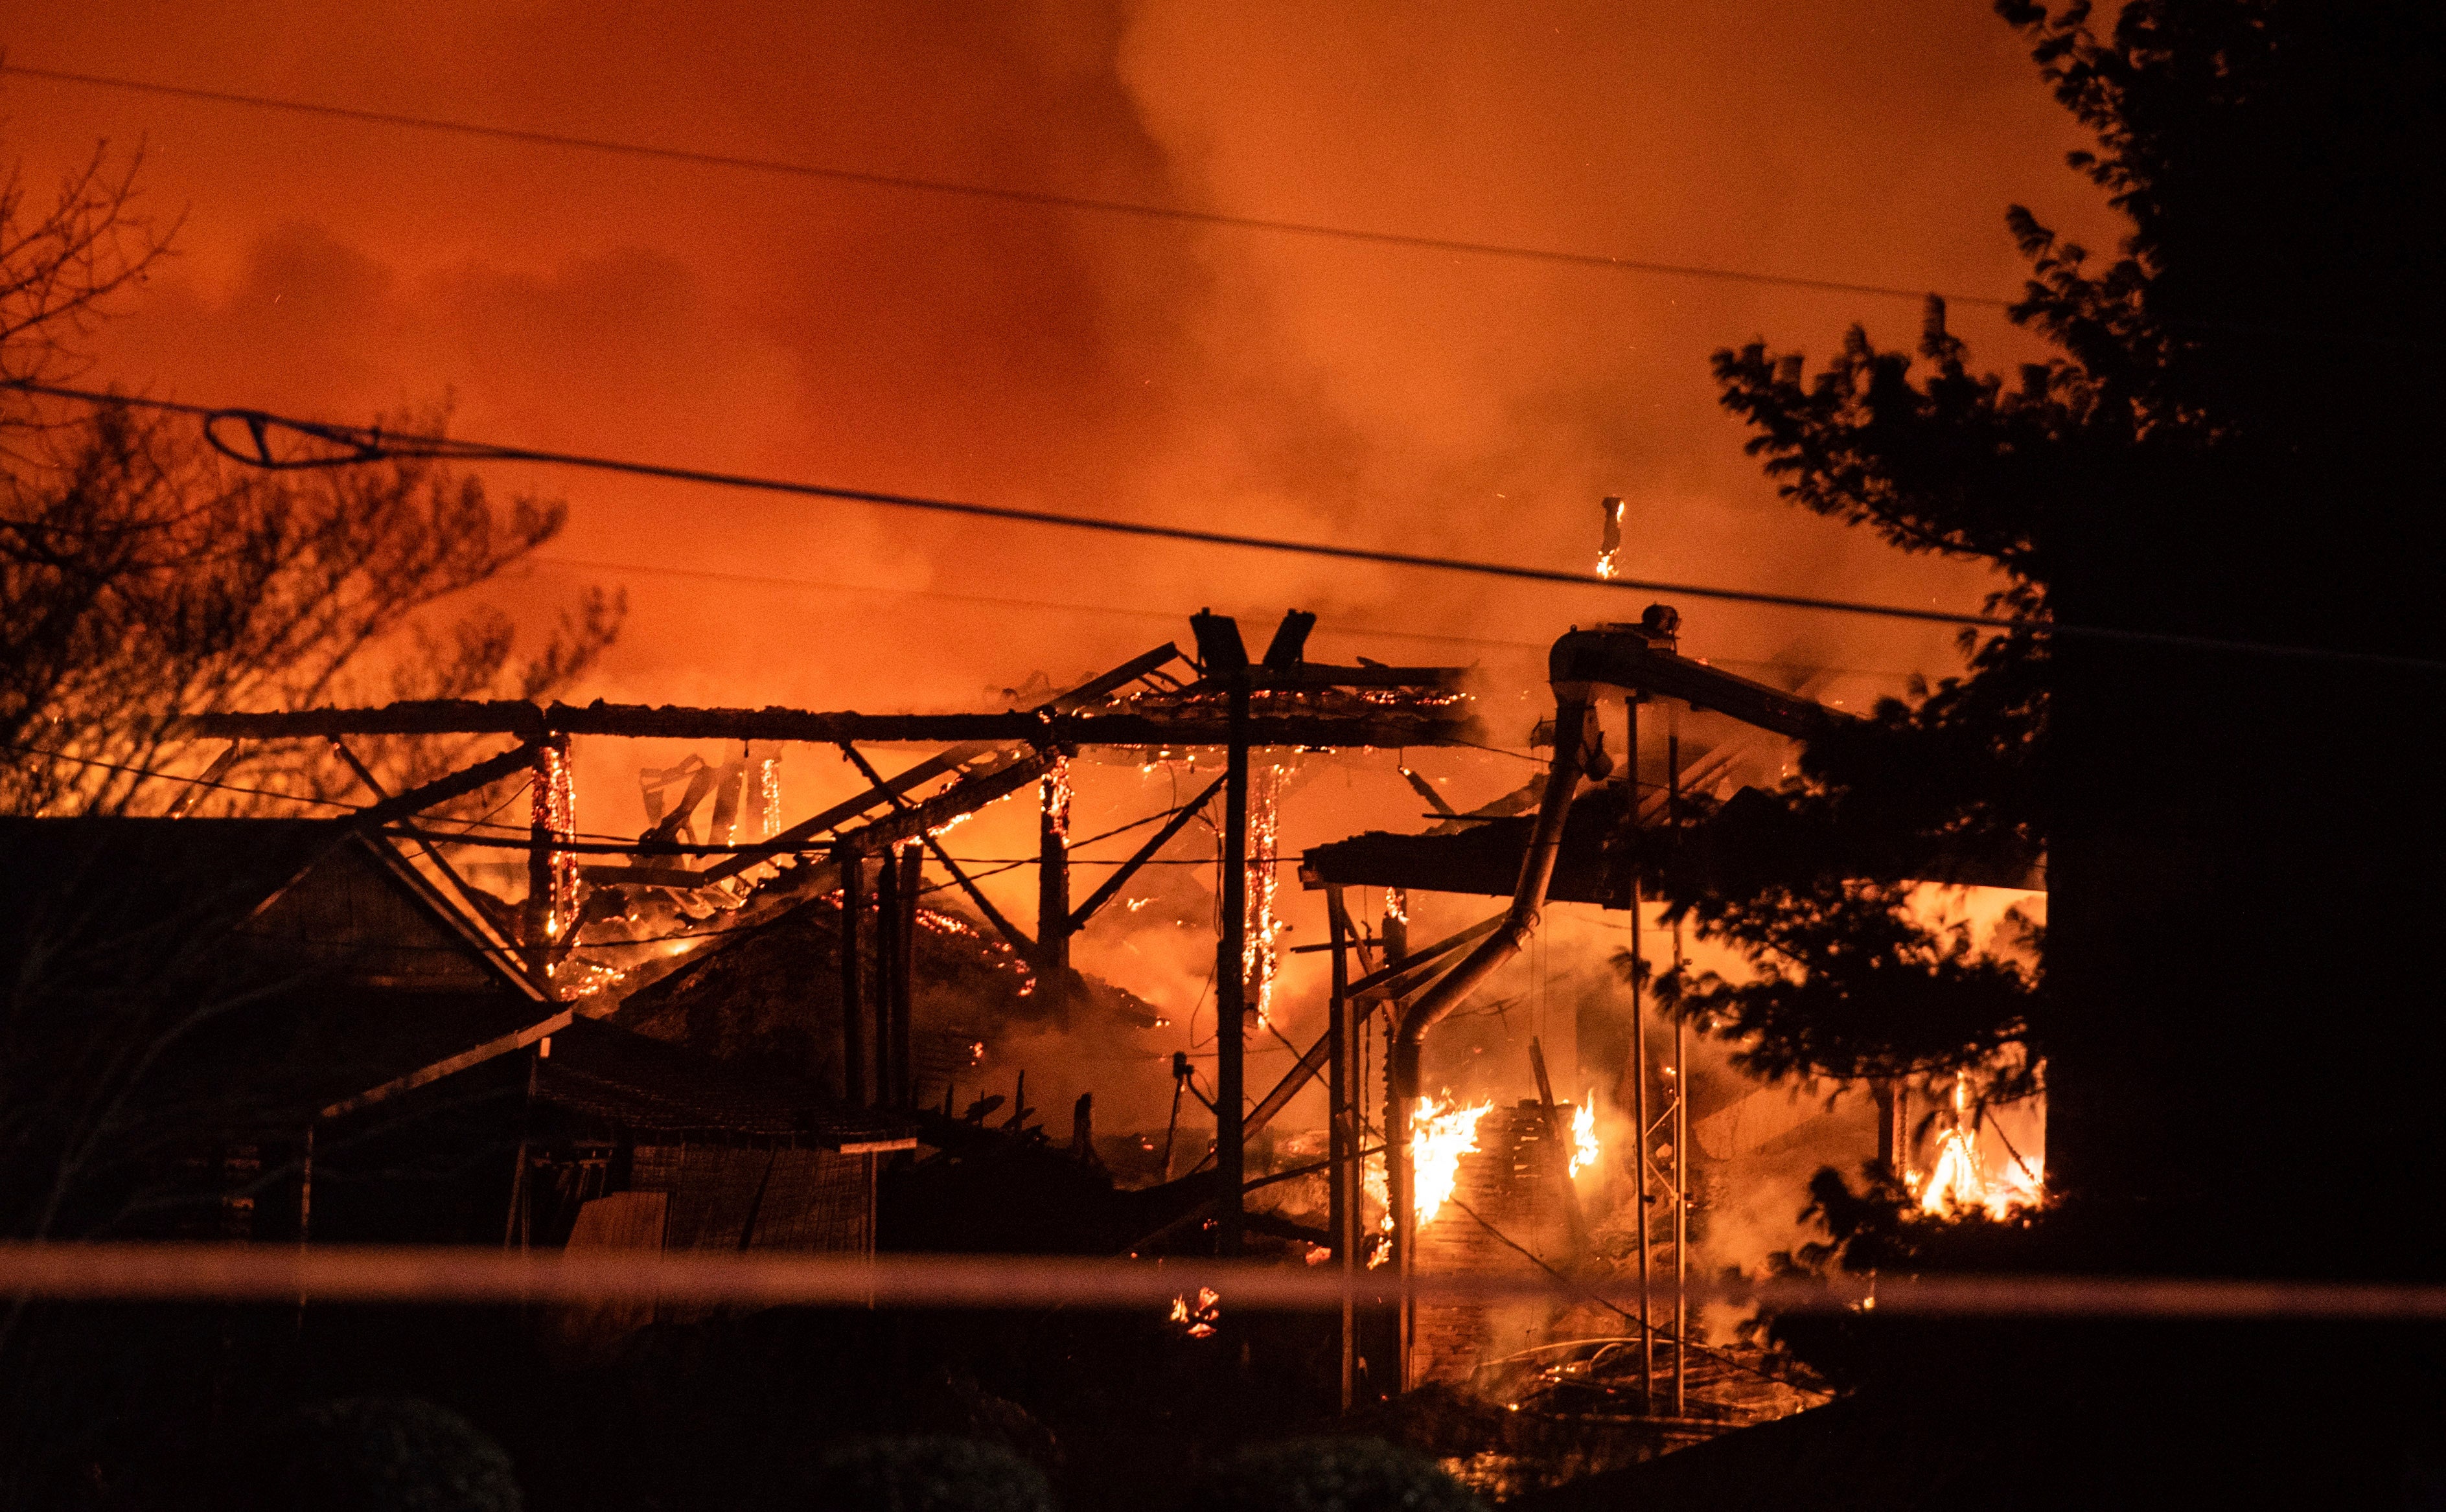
[1668, 722, 1689, 1418]
[524, 733, 574, 985]
[894, 843, 920, 1109]
[838, 843, 866, 1107]
[1626, 694, 1654, 1411]
[1327, 887, 1356, 1410]
[876, 845, 902, 1108]
[1216, 674, 1251, 1257]
[1038, 755, 1072, 1000]
[1383, 889, 1413, 1388]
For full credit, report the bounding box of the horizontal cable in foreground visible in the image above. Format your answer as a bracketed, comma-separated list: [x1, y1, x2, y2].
[4, 1244, 2445, 1320]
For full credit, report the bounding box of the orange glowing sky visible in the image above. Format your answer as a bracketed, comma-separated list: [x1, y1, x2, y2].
[6, 4, 2116, 1112]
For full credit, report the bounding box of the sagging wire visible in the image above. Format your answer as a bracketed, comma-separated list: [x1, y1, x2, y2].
[20, 378, 2438, 669]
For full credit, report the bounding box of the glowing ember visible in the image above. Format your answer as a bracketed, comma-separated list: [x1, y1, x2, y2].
[1244, 766, 1286, 1020]
[756, 755, 782, 840]
[1043, 755, 1072, 844]
[1384, 887, 1409, 926]
[1569, 1096, 1600, 1178]
[1168, 1287, 1220, 1338]
[1411, 1093, 1494, 1228]
[532, 742, 577, 943]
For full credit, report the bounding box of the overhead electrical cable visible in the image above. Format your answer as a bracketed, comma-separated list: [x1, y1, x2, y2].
[14, 378, 2441, 671]
[528, 555, 1923, 681]
[0, 62, 2002, 310]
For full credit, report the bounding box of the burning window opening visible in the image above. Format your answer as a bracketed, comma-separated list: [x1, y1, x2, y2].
[1910, 1073, 2046, 1220]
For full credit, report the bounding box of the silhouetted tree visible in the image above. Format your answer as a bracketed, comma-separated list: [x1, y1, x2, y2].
[1, 139, 621, 819]
[1647, 0, 2446, 1275]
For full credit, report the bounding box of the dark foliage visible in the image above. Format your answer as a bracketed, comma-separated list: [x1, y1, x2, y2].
[1183, 1437, 1482, 1512]
[257, 1397, 525, 1512]
[1637, 0, 2446, 1122]
[807, 1437, 1057, 1512]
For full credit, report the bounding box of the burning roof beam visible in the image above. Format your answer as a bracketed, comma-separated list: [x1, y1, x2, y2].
[172, 704, 1468, 748]
[1065, 772, 1229, 934]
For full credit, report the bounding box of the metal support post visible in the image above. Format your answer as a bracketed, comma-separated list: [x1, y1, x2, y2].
[1216, 674, 1251, 1257]
[1669, 723, 1689, 1417]
[1627, 695, 1653, 1410]
[1328, 887, 1356, 1410]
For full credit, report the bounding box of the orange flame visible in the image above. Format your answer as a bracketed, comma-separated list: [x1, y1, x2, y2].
[1917, 1077, 2044, 1220]
[1569, 1096, 1600, 1178]
[1411, 1093, 1494, 1228]
[1168, 1286, 1220, 1338]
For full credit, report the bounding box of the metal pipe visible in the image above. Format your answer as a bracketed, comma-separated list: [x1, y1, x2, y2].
[1389, 691, 1593, 1388]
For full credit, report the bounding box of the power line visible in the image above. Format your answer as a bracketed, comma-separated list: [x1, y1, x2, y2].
[0, 62, 2002, 310]
[16, 377, 2443, 671]
[528, 555, 1924, 682]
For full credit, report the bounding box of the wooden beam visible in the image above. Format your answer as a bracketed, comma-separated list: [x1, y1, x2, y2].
[174, 707, 1467, 750]
[1067, 773, 1228, 934]
[349, 743, 538, 830]
[693, 644, 1184, 884]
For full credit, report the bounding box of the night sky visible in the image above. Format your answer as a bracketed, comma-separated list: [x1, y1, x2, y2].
[5, 3, 2095, 1117]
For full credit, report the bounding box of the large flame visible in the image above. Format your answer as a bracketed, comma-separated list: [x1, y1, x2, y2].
[1569, 1096, 1600, 1178]
[1412, 1093, 1494, 1228]
[1917, 1078, 2044, 1220]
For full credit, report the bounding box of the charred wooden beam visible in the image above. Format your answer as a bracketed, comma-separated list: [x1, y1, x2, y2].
[919, 830, 1034, 957]
[893, 844, 918, 1109]
[696, 643, 1180, 884]
[1066, 772, 1228, 934]
[1037, 762, 1071, 979]
[349, 743, 538, 830]
[839, 843, 866, 1107]
[176, 704, 1468, 750]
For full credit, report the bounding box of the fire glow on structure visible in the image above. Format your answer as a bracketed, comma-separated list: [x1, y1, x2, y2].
[533, 743, 577, 941]
[1917, 1076, 2045, 1220]
[1411, 1094, 1495, 1228]
[1245, 765, 1286, 1023]
[756, 754, 782, 840]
